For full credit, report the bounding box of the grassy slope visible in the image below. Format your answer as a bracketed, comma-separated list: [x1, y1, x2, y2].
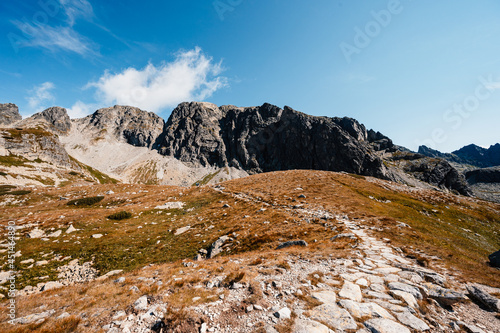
[0, 170, 498, 331]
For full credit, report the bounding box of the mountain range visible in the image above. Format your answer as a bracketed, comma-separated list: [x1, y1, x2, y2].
[1, 101, 499, 202]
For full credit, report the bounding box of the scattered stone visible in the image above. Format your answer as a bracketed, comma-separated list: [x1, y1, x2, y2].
[276, 240, 308, 249]
[174, 226, 191, 235]
[387, 282, 422, 300]
[20, 258, 34, 265]
[298, 194, 306, 199]
[309, 304, 357, 331]
[222, 204, 230, 208]
[466, 284, 500, 312]
[292, 319, 329, 333]
[66, 225, 76, 234]
[339, 300, 394, 320]
[425, 283, 466, 307]
[311, 290, 337, 305]
[364, 318, 411, 333]
[331, 233, 356, 241]
[460, 322, 487, 333]
[96, 270, 123, 281]
[155, 202, 184, 209]
[207, 235, 230, 259]
[389, 290, 418, 308]
[47, 230, 62, 237]
[57, 312, 70, 319]
[274, 307, 291, 319]
[35, 260, 49, 266]
[12, 310, 55, 324]
[339, 281, 362, 302]
[92, 234, 103, 239]
[41, 281, 63, 291]
[28, 228, 45, 238]
[133, 296, 149, 311]
[396, 311, 430, 331]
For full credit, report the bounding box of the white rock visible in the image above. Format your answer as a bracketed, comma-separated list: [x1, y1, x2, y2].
[339, 300, 394, 320]
[339, 281, 362, 302]
[389, 290, 418, 308]
[175, 226, 191, 235]
[66, 225, 76, 234]
[396, 311, 430, 331]
[41, 281, 64, 291]
[155, 202, 184, 210]
[92, 234, 103, 239]
[364, 318, 411, 333]
[48, 230, 62, 237]
[309, 304, 357, 331]
[274, 307, 291, 319]
[292, 319, 330, 333]
[28, 228, 45, 238]
[133, 295, 149, 311]
[311, 290, 337, 305]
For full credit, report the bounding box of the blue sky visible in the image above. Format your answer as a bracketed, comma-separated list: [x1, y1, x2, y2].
[1, 0, 500, 152]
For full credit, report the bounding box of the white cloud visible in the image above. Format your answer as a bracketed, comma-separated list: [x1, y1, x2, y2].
[67, 100, 97, 119]
[27, 82, 55, 112]
[86, 47, 227, 113]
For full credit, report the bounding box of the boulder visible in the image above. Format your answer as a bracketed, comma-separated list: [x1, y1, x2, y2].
[276, 240, 308, 249]
[364, 318, 411, 333]
[339, 281, 363, 302]
[309, 304, 357, 331]
[466, 284, 500, 312]
[488, 249, 500, 268]
[292, 319, 330, 333]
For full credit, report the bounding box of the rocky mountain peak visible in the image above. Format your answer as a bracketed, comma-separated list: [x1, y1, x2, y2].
[0, 103, 22, 126]
[79, 105, 164, 148]
[31, 106, 71, 134]
[159, 102, 388, 178]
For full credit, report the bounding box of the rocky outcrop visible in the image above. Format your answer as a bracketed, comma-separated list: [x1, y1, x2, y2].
[0, 127, 75, 168]
[25, 106, 72, 134]
[160, 102, 388, 178]
[0, 103, 22, 126]
[78, 105, 164, 148]
[465, 167, 500, 184]
[390, 153, 472, 196]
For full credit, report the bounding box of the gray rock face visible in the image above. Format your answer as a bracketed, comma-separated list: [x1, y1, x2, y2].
[0, 103, 22, 125]
[394, 154, 472, 196]
[29, 106, 71, 134]
[466, 284, 500, 312]
[160, 102, 388, 178]
[81, 105, 164, 148]
[207, 235, 230, 259]
[0, 127, 75, 168]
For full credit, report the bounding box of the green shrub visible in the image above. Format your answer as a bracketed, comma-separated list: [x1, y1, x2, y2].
[67, 196, 104, 207]
[107, 211, 133, 220]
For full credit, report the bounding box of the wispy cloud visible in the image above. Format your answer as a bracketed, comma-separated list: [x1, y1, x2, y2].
[11, 0, 98, 56]
[27, 82, 56, 112]
[12, 22, 97, 56]
[60, 0, 94, 26]
[86, 47, 227, 113]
